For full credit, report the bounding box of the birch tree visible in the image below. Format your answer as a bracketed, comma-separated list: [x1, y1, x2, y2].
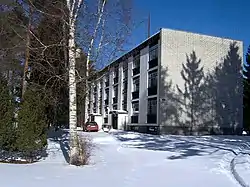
[65, 0, 83, 164]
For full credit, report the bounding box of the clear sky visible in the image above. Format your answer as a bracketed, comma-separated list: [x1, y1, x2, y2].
[129, 0, 249, 64]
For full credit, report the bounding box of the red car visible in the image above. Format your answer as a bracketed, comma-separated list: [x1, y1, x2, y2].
[83, 121, 99, 132]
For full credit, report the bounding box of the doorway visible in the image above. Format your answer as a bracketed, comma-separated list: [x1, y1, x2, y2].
[112, 113, 118, 129]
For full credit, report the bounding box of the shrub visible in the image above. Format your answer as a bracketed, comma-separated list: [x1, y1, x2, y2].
[0, 77, 16, 151]
[70, 134, 92, 166]
[16, 88, 47, 161]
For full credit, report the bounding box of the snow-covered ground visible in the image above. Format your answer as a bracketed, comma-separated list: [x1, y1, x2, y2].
[1, 130, 250, 187]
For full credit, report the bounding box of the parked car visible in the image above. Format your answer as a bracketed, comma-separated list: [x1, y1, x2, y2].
[83, 121, 99, 132]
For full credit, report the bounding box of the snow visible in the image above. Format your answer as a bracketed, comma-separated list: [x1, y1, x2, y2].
[0, 130, 250, 187]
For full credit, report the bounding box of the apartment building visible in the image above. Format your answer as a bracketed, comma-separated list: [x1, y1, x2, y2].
[87, 28, 243, 135]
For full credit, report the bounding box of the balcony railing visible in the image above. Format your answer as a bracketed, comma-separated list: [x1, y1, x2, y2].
[148, 86, 157, 96]
[132, 67, 140, 76]
[147, 114, 157, 124]
[132, 91, 139, 100]
[148, 58, 158, 69]
[131, 115, 138, 123]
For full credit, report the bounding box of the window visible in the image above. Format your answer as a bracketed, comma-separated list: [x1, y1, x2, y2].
[148, 98, 157, 114]
[148, 70, 158, 88]
[149, 44, 158, 61]
[133, 77, 140, 92]
[133, 54, 140, 68]
[105, 74, 109, 87]
[113, 85, 118, 98]
[122, 102, 127, 111]
[114, 66, 119, 77]
[132, 101, 139, 112]
[123, 81, 127, 92]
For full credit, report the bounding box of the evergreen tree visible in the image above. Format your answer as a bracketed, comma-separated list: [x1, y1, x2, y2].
[0, 76, 16, 151]
[243, 45, 250, 79]
[177, 51, 205, 133]
[16, 87, 47, 161]
[213, 42, 242, 133]
[243, 46, 250, 131]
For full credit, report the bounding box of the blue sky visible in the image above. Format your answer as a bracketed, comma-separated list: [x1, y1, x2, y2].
[129, 0, 249, 64]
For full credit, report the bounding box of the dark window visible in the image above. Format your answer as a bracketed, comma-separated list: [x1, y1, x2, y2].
[113, 104, 117, 110]
[122, 102, 127, 111]
[149, 44, 158, 61]
[148, 70, 158, 88]
[114, 66, 119, 84]
[148, 98, 157, 114]
[131, 115, 138, 123]
[133, 77, 140, 92]
[132, 101, 139, 111]
[113, 85, 118, 97]
[133, 54, 140, 68]
[123, 81, 128, 92]
[105, 75, 109, 87]
[104, 117, 108, 123]
[123, 61, 128, 80]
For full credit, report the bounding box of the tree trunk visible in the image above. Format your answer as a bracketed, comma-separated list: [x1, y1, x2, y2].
[68, 25, 78, 164]
[22, 4, 32, 98]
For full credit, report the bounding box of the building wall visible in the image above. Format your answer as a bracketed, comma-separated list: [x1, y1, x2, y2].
[159, 28, 243, 134]
[127, 57, 133, 123]
[139, 46, 149, 124]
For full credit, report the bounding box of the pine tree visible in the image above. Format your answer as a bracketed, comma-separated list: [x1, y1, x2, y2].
[177, 51, 205, 133]
[0, 76, 16, 151]
[16, 87, 47, 161]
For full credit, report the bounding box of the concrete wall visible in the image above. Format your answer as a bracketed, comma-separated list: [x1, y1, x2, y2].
[139, 46, 149, 124]
[127, 57, 133, 123]
[159, 28, 243, 134]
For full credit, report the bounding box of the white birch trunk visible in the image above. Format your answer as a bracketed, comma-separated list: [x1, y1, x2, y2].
[66, 0, 83, 164]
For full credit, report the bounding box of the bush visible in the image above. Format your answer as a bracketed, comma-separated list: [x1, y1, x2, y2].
[0, 77, 16, 151]
[16, 88, 47, 161]
[70, 134, 92, 166]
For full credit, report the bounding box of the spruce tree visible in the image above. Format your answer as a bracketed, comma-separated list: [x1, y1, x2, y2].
[213, 42, 242, 133]
[243, 45, 250, 79]
[0, 76, 16, 151]
[177, 51, 205, 133]
[16, 88, 47, 161]
[243, 46, 250, 131]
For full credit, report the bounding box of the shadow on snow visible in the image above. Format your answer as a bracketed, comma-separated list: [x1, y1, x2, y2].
[111, 131, 250, 160]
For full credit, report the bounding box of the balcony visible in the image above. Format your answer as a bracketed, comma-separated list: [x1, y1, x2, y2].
[113, 97, 118, 104]
[132, 91, 139, 100]
[114, 77, 118, 84]
[148, 58, 158, 69]
[131, 115, 138, 123]
[104, 99, 108, 105]
[147, 114, 157, 124]
[148, 86, 157, 96]
[132, 67, 140, 76]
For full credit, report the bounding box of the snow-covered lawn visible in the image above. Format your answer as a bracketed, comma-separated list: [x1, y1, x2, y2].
[1, 130, 250, 187]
